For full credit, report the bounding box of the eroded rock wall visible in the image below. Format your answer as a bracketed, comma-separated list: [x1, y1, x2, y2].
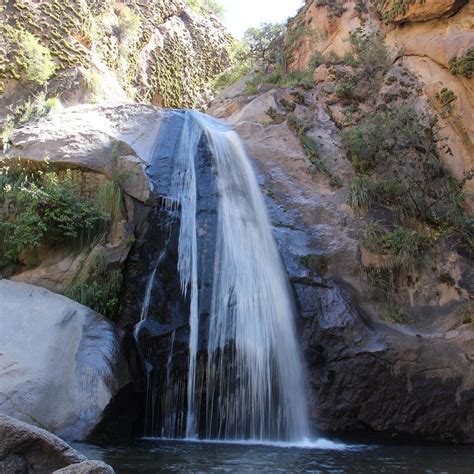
[0, 0, 231, 115]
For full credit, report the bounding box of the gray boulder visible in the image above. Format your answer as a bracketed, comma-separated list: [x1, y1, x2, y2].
[0, 280, 131, 441]
[0, 414, 85, 473]
[53, 461, 114, 474]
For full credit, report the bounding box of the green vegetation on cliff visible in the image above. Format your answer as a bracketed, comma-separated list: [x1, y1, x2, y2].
[343, 105, 473, 278]
[1, 0, 231, 109]
[449, 48, 474, 79]
[0, 161, 107, 263]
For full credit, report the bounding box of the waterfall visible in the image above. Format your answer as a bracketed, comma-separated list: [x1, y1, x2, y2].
[138, 110, 310, 442]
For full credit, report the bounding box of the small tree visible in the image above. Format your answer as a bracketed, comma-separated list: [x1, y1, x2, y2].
[242, 23, 286, 63]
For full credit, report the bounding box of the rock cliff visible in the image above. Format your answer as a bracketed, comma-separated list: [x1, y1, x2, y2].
[285, 0, 473, 193]
[1, 0, 473, 446]
[0, 0, 231, 118]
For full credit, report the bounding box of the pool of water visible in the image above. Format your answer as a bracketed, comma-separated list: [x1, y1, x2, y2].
[73, 438, 474, 473]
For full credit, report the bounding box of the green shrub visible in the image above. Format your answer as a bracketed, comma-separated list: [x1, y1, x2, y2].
[331, 31, 389, 103]
[98, 181, 122, 224]
[347, 175, 375, 212]
[448, 48, 474, 79]
[66, 253, 122, 317]
[0, 166, 107, 261]
[202, 0, 225, 17]
[364, 264, 393, 292]
[213, 58, 252, 92]
[114, 3, 140, 42]
[6, 26, 56, 84]
[342, 107, 426, 174]
[243, 22, 286, 63]
[309, 51, 325, 70]
[316, 0, 347, 17]
[335, 73, 358, 100]
[280, 70, 314, 89]
[342, 51, 357, 66]
[436, 87, 457, 108]
[382, 303, 407, 324]
[186, 0, 224, 17]
[364, 223, 426, 273]
[15, 93, 61, 125]
[326, 50, 342, 65]
[375, 0, 417, 22]
[1, 117, 14, 153]
[349, 30, 390, 76]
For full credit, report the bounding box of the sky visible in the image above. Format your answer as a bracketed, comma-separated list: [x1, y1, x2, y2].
[218, 0, 303, 38]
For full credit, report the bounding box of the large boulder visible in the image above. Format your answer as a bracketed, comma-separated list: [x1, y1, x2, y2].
[0, 280, 131, 441]
[0, 414, 114, 473]
[4, 104, 163, 204]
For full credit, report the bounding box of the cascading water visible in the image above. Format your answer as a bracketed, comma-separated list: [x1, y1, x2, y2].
[136, 110, 310, 442]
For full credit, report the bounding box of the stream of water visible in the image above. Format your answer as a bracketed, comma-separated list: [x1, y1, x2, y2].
[138, 111, 309, 441]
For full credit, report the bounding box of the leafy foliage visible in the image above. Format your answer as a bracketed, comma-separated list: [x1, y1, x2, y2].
[364, 223, 427, 273]
[316, 0, 347, 18]
[66, 252, 123, 317]
[0, 162, 107, 261]
[344, 106, 473, 254]
[308, 51, 325, 70]
[242, 23, 286, 63]
[213, 40, 254, 92]
[98, 181, 123, 224]
[186, 0, 225, 18]
[448, 48, 474, 79]
[5, 26, 56, 84]
[329, 31, 390, 103]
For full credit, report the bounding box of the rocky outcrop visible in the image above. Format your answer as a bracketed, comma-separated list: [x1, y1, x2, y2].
[0, 414, 114, 473]
[0, 280, 131, 441]
[3, 99, 472, 441]
[0, 0, 231, 120]
[2, 104, 163, 293]
[284, 0, 474, 193]
[209, 71, 474, 441]
[375, 0, 468, 23]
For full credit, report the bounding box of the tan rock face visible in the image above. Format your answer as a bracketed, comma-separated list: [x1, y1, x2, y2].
[377, 0, 468, 23]
[384, 1, 474, 191]
[286, 2, 363, 72]
[285, 0, 473, 196]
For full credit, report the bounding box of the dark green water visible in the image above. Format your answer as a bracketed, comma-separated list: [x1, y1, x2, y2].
[74, 438, 474, 473]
